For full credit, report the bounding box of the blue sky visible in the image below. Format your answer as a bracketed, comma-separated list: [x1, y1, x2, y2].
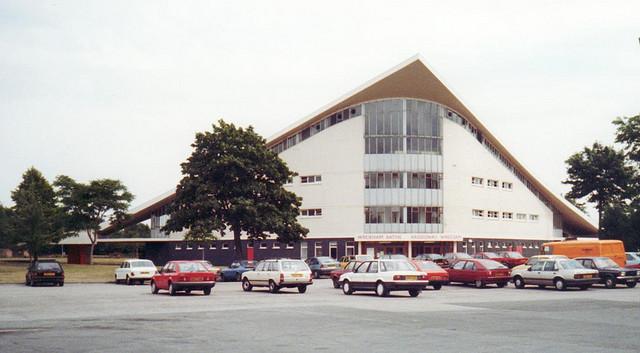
[1, 1, 639, 223]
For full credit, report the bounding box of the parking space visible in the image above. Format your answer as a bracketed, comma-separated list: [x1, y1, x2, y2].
[1, 280, 639, 352]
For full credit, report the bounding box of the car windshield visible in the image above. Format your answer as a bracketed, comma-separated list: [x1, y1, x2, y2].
[177, 262, 207, 272]
[418, 261, 442, 270]
[593, 257, 619, 268]
[131, 260, 154, 268]
[477, 259, 507, 270]
[559, 260, 585, 270]
[482, 252, 500, 259]
[281, 261, 308, 272]
[503, 252, 524, 259]
[380, 261, 416, 272]
[317, 257, 336, 263]
[36, 262, 61, 271]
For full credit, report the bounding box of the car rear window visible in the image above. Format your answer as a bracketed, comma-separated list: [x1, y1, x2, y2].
[559, 260, 585, 270]
[380, 261, 416, 272]
[36, 262, 61, 271]
[281, 261, 308, 272]
[482, 252, 500, 259]
[477, 259, 507, 270]
[418, 261, 442, 270]
[177, 262, 207, 272]
[131, 260, 154, 268]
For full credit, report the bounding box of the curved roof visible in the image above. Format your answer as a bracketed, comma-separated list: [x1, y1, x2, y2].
[266, 55, 597, 236]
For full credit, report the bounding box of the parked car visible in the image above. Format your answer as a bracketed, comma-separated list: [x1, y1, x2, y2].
[339, 260, 429, 297]
[330, 261, 363, 288]
[219, 260, 256, 281]
[242, 259, 313, 293]
[25, 260, 64, 286]
[497, 251, 528, 268]
[574, 257, 638, 288]
[446, 259, 510, 288]
[412, 260, 449, 290]
[511, 255, 568, 273]
[414, 253, 446, 267]
[625, 252, 640, 269]
[338, 255, 373, 268]
[306, 256, 340, 278]
[379, 254, 409, 260]
[150, 261, 215, 296]
[443, 252, 472, 267]
[197, 260, 222, 280]
[114, 259, 157, 285]
[511, 258, 599, 291]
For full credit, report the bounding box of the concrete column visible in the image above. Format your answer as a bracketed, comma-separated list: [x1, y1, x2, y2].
[408, 241, 412, 258]
[453, 241, 458, 253]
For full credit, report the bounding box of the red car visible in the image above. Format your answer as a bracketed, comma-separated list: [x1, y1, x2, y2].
[151, 261, 215, 296]
[497, 251, 528, 268]
[446, 259, 510, 288]
[329, 261, 362, 288]
[412, 260, 449, 290]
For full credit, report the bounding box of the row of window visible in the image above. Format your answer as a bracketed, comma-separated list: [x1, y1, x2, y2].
[471, 177, 513, 190]
[364, 136, 442, 154]
[300, 175, 321, 184]
[364, 99, 442, 137]
[175, 242, 296, 251]
[364, 172, 442, 189]
[461, 241, 541, 250]
[364, 206, 442, 224]
[472, 209, 539, 221]
[300, 208, 322, 217]
[270, 104, 363, 154]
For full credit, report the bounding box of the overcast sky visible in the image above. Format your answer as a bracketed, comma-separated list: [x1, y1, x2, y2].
[1, 1, 639, 222]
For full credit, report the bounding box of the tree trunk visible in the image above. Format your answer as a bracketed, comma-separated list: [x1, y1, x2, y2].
[89, 242, 95, 265]
[233, 228, 244, 260]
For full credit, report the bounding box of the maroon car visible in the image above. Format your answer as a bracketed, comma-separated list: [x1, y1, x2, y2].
[446, 259, 510, 288]
[151, 261, 215, 296]
[330, 261, 362, 288]
[497, 251, 528, 268]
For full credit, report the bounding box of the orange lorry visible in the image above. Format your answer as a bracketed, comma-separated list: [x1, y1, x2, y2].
[541, 240, 626, 267]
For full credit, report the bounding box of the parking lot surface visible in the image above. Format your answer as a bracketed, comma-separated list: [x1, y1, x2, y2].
[1, 280, 639, 353]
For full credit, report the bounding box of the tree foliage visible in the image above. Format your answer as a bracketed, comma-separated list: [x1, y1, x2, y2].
[55, 176, 133, 264]
[0, 204, 12, 249]
[614, 114, 640, 163]
[9, 168, 66, 260]
[163, 119, 308, 259]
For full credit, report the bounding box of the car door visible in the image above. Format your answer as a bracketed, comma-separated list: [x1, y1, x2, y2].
[463, 261, 477, 283]
[524, 260, 545, 284]
[115, 262, 125, 280]
[363, 261, 379, 289]
[448, 261, 466, 282]
[539, 261, 559, 286]
[156, 263, 170, 289]
[350, 261, 370, 288]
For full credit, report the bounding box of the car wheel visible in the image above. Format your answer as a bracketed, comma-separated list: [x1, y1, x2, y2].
[605, 277, 616, 289]
[332, 278, 340, 289]
[626, 281, 637, 288]
[126, 276, 133, 286]
[114, 275, 119, 284]
[150, 281, 159, 294]
[342, 280, 354, 295]
[203, 287, 212, 296]
[432, 283, 442, 290]
[242, 278, 253, 292]
[408, 289, 421, 297]
[554, 278, 566, 291]
[58, 281, 64, 287]
[235, 273, 241, 282]
[474, 280, 485, 289]
[29, 278, 35, 287]
[169, 282, 177, 296]
[375, 282, 388, 297]
[514, 276, 525, 289]
[298, 285, 307, 294]
[538, 285, 545, 289]
[269, 280, 280, 294]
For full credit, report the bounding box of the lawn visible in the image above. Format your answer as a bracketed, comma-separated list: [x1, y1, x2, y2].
[0, 257, 124, 284]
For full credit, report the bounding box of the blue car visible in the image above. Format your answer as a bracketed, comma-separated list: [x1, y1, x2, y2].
[219, 260, 256, 281]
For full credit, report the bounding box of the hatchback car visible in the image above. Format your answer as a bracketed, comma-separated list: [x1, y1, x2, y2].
[306, 256, 340, 278]
[115, 259, 158, 285]
[446, 259, 510, 288]
[219, 260, 256, 281]
[412, 260, 449, 290]
[242, 259, 312, 293]
[150, 261, 215, 296]
[511, 258, 599, 291]
[575, 257, 638, 288]
[339, 260, 429, 297]
[26, 260, 64, 286]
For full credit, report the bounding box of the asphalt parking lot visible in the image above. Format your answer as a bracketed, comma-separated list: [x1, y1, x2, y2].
[1, 280, 639, 353]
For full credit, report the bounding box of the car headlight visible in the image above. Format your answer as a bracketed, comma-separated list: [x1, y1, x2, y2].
[620, 272, 625, 276]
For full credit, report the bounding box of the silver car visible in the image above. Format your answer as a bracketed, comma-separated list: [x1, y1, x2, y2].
[511, 258, 599, 290]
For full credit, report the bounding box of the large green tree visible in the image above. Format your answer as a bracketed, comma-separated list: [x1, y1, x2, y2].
[563, 142, 635, 234]
[9, 168, 66, 260]
[55, 176, 133, 264]
[0, 204, 12, 249]
[614, 114, 640, 163]
[163, 119, 308, 260]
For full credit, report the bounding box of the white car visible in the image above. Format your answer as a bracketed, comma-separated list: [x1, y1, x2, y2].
[241, 259, 313, 293]
[114, 259, 158, 285]
[511, 258, 599, 291]
[339, 260, 429, 297]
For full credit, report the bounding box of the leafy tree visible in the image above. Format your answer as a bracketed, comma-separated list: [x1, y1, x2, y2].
[9, 168, 66, 260]
[0, 204, 12, 249]
[55, 176, 133, 264]
[614, 114, 640, 163]
[563, 142, 635, 234]
[163, 119, 308, 260]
